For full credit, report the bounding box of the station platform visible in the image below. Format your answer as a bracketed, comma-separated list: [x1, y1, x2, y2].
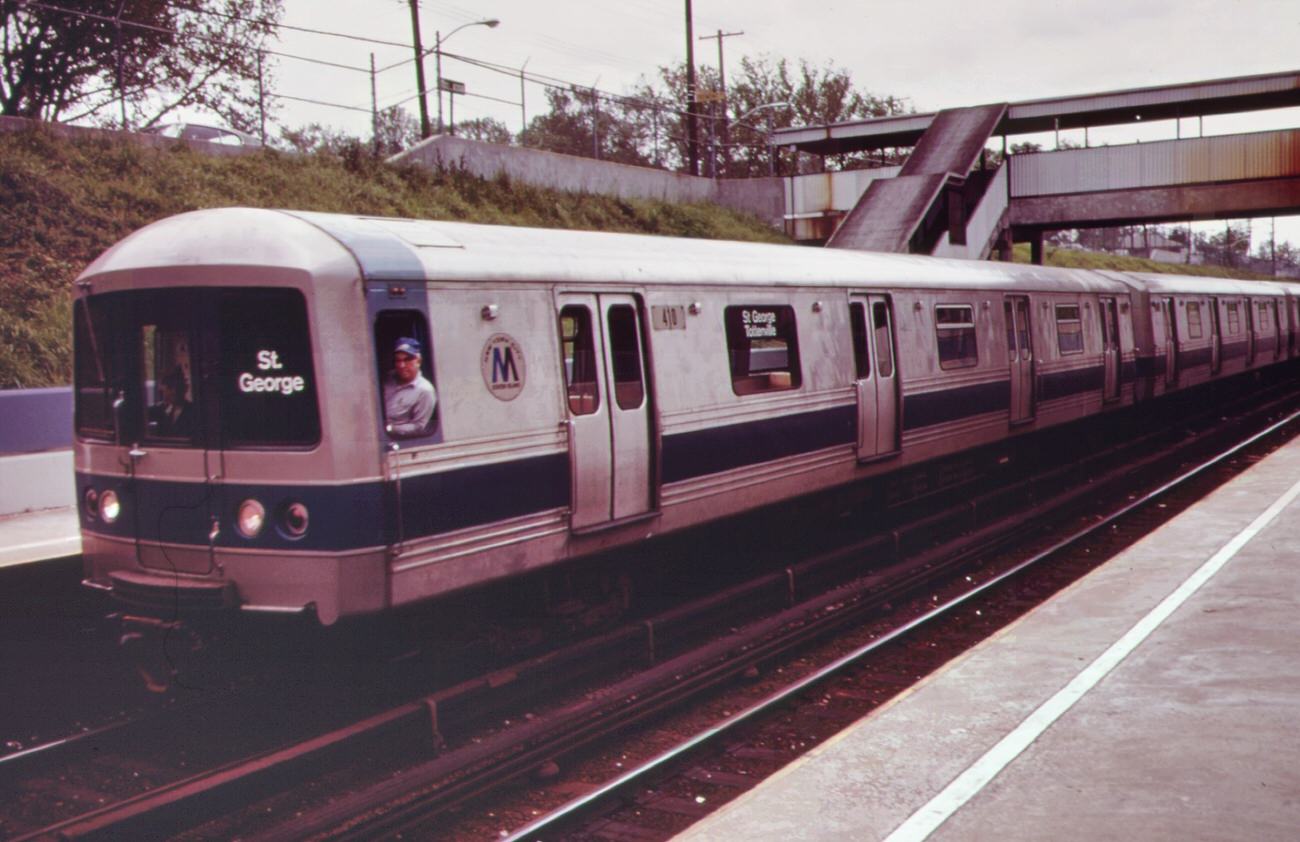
[0, 506, 80, 568]
[678, 434, 1300, 841]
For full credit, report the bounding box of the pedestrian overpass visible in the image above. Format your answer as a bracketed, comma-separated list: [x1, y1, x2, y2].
[774, 70, 1300, 262]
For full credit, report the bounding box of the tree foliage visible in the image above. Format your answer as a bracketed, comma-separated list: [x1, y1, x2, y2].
[1, 0, 281, 130]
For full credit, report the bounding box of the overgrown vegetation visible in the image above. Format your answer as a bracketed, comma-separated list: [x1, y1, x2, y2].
[1011, 243, 1277, 280]
[0, 126, 787, 388]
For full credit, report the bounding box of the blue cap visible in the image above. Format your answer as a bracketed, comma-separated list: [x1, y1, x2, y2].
[394, 337, 422, 357]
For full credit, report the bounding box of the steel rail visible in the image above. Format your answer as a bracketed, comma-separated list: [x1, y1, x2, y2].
[501, 408, 1300, 841]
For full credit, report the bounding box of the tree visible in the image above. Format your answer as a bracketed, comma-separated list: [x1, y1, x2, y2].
[454, 116, 511, 145]
[374, 105, 419, 156]
[645, 55, 910, 177]
[520, 86, 651, 167]
[1, 0, 282, 131]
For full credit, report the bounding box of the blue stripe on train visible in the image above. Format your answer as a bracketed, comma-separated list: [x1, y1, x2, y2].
[661, 405, 857, 484]
[77, 453, 568, 551]
[903, 379, 1010, 430]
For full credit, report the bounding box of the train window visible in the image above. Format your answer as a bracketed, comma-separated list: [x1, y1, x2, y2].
[1055, 304, 1084, 355]
[1186, 302, 1204, 339]
[560, 305, 600, 415]
[850, 303, 871, 379]
[606, 305, 645, 410]
[374, 309, 437, 439]
[140, 323, 198, 444]
[1226, 302, 1241, 335]
[1259, 302, 1271, 330]
[873, 302, 894, 378]
[219, 289, 320, 447]
[935, 305, 978, 369]
[724, 305, 802, 395]
[73, 299, 115, 440]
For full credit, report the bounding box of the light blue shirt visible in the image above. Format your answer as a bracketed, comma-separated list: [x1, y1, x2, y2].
[383, 373, 436, 436]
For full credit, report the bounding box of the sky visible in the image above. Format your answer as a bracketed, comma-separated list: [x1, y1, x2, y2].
[234, 0, 1300, 250]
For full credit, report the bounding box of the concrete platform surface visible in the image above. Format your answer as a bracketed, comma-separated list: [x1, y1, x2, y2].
[0, 506, 80, 568]
[677, 436, 1300, 841]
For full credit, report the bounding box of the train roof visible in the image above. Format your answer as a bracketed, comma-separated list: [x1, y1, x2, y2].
[1113, 271, 1289, 297]
[79, 208, 1282, 298]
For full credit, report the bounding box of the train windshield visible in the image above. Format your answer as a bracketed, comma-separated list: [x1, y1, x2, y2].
[74, 288, 319, 448]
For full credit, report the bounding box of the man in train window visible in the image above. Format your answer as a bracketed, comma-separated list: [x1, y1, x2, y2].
[149, 366, 195, 438]
[384, 337, 436, 436]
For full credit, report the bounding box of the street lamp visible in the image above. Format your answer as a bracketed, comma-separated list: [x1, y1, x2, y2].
[434, 18, 499, 135]
[713, 101, 792, 178]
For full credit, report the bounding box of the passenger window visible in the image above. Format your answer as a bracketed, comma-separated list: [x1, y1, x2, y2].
[1259, 303, 1270, 329]
[1055, 304, 1084, 355]
[141, 322, 198, 443]
[74, 300, 115, 440]
[606, 304, 645, 410]
[560, 305, 600, 415]
[373, 309, 436, 439]
[873, 302, 894, 378]
[1187, 302, 1204, 339]
[724, 305, 802, 395]
[1226, 302, 1241, 335]
[935, 304, 978, 369]
[850, 302, 870, 379]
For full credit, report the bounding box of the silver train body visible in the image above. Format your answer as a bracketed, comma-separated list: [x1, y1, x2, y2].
[73, 208, 1300, 624]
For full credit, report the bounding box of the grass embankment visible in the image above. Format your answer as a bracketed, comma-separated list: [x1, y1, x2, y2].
[1011, 242, 1275, 280]
[0, 127, 787, 388]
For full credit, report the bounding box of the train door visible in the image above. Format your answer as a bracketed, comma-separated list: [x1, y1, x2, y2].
[1004, 295, 1035, 423]
[1209, 297, 1223, 375]
[1161, 297, 1179, 387]
[850, 295, 899, 459]
[1245, 299, 1257, 366]
[1270, 301, 1282, 360]
[558, 293, 653, 531]
[1099, 297, 1121, 402]
[128, 291, 217, 575]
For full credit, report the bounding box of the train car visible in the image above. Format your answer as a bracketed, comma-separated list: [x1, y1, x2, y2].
[72, 208, 1294, 625]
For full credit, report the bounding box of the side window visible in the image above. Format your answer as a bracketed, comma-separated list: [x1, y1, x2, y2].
[1226, 302, 1241, 335]
[560, 305, 600, 415]
[1055, 304, 1084, 355]
[606, 304, 645, 410]
[850, 302, 871, 379]
[935, 304, 978, 369]
[74, 299, 115, 440]
[873, 302, 894, 378]
[374, 310, 437, 438]
[1259, 302, 1271, 330]
[1187, 301, 1204, 339]
[724, 305, 802, 395]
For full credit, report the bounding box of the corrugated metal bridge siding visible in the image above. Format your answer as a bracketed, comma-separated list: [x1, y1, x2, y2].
[1010, 129, 1300, 197]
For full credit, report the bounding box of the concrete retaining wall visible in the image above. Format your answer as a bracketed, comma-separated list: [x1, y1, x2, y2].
[0, 387, 72, 453]
[0, 451, 74, 515]
[392, 135, 786, 229]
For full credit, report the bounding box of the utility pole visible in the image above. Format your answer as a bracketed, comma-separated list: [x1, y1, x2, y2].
[699, 28, 742, 177]
[684, 0, 698, 176]
[407, 0, 431, 138]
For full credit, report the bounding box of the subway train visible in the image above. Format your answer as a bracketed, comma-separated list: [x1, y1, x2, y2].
[73, 208, 1300, 624]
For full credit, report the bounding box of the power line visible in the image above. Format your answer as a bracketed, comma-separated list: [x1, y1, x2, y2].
[23, 1, 375, 74]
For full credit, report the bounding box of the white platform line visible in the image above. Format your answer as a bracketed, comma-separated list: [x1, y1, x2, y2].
[885, 473, 1300, 842]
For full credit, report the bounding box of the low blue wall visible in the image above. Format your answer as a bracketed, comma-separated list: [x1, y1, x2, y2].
[0, 387, 73, 453]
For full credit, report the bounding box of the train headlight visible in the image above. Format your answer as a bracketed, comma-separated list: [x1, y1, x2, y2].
[236, 499, 266, 538]
[99, 489, 121, 524]
[280, 502, 310, 539]
[83, 488, 99, 522]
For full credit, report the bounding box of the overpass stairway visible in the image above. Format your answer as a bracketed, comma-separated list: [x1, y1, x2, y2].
[828, 102, 1008, 255]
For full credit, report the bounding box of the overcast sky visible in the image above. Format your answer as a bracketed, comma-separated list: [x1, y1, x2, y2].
[254, 0, 1300, 247]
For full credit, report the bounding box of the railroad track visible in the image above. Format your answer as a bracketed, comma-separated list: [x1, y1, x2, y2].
[7, 381, 1300, 841]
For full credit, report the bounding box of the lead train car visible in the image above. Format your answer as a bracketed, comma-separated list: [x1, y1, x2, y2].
[73, 208, 1296, 624]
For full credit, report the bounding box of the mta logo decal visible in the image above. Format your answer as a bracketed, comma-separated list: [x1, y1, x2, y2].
[481, 334, 526, 401]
